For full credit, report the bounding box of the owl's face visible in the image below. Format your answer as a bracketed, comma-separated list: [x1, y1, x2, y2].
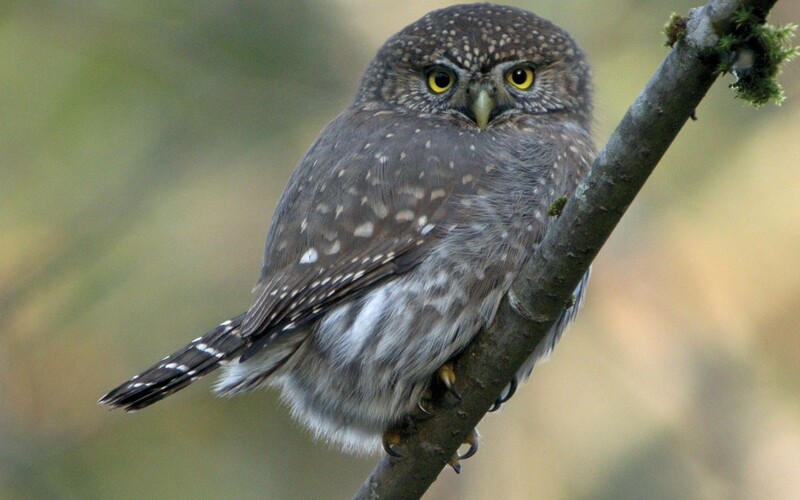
[356, 4, 592, 130]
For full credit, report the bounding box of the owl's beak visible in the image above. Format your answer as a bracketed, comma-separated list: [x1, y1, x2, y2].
[470, 89, 495, 130]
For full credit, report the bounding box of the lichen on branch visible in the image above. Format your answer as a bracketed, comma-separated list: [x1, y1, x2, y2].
[714, 9, 798, 105]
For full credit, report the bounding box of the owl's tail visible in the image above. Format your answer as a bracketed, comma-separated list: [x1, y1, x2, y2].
[98, 312, 248, 411]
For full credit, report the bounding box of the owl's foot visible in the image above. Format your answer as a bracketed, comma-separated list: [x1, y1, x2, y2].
[437, 362, 462, 400]
[489, 377, 518, 412]
[447, 428, 481, 473]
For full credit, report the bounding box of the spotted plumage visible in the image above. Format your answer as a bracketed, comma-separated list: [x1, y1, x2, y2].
[100, 3, 595, 455]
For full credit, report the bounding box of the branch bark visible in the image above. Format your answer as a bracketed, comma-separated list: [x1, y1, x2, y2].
[355, 0, 781, 498]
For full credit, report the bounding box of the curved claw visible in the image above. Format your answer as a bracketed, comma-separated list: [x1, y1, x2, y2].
[416, 401, 435, 420]
[458, 428, 480, 461]
[501, 377, 518, 404]
[489, 377, 519, 412]
[382, 430, 403, 458]
[447, 428, 480, 473]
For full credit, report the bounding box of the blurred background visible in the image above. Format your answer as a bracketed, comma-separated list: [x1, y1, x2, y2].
[2, 0, 799, 498]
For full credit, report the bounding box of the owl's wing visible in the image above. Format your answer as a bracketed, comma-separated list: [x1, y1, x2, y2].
[239, 109, 483, 359]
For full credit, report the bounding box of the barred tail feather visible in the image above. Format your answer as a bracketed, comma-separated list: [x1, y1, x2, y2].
[99, 312, 248, 411]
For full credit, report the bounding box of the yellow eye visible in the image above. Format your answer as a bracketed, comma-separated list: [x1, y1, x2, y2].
[506, 66, 535, 90]
[426, 68, 455, 94]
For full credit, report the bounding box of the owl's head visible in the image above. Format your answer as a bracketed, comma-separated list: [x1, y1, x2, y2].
[356, 3, 592, 129]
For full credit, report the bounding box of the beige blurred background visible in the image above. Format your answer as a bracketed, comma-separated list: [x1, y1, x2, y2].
[2, 1, 799, 498]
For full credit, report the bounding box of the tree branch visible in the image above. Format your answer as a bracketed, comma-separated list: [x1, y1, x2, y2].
[354, 0, 783, 498]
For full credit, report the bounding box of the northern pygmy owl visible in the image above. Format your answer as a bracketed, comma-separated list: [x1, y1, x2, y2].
[100, 3, 595, 458]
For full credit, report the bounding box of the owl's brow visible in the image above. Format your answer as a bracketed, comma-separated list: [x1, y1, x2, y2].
[477, 58, 539, 73]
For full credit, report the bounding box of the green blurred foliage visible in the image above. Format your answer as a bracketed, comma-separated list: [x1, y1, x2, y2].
[2, 1, 799, 498]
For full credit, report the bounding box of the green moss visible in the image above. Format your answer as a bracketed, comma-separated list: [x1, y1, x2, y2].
[715, 8, 798, 106]
[548, 196, 568, 217]
[664, 12, 688, 48]
[734, 6, 756, 27]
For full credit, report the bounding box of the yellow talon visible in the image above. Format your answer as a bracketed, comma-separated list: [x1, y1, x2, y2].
[382, 428, 403, 457]
[437, 362, 462, 400]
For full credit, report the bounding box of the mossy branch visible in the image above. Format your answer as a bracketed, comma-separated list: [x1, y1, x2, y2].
[355, 0, 788, 498]
[715, 8, 798, 105]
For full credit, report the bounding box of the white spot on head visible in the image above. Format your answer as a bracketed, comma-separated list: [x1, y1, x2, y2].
[300, 248, 319, 264]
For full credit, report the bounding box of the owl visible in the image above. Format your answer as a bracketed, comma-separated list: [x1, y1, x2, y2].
[100, 3, 595, 461]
